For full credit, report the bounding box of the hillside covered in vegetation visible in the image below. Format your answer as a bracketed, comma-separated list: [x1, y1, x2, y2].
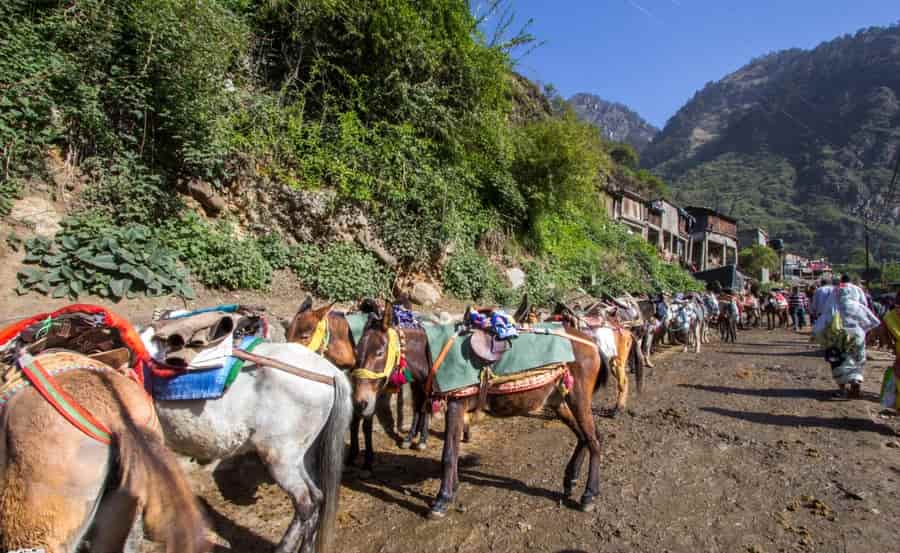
[0, 0, 699, 305]
[643, 24, 900, 263]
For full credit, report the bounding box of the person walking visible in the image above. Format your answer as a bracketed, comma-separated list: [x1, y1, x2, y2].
[788, 286, 808, 331]
[878, 292, 900, 411]
[813, 274, 881, 399]
[810, 278, 833, 324]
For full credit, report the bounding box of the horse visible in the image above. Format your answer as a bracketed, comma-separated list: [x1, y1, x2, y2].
[635, 297, 669, 368]
[286, 297, 404, 473]
[354, 303, 607, 517]
[764, 293, 789, 330]
[150, 324, 352, 553]
[667, 301, 702, 353]
[718, 298, 739, 343]
[554, 302, 643, 414]
[700, 292, 720, 344]
[0, 352, 209, 553]
[740, 293, 761, 328]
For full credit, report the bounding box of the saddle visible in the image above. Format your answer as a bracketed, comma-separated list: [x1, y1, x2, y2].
[466, 307, 518, 363]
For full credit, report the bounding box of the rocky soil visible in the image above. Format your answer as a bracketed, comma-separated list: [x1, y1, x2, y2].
[141, 329, 899, 553]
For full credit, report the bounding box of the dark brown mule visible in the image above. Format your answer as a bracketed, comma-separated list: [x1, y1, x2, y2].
[355, 309, 607, 517]
[287, 297, 402, 471]
[351, 305, 433, 472]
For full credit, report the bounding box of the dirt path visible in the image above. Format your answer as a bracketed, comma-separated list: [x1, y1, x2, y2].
[146, 329, 899, 553]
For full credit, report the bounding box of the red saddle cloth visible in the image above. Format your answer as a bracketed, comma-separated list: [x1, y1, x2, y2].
[0, 304, 150, 385]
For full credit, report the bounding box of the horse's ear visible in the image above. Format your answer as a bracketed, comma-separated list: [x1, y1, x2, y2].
[382, 301, 393, 330]
[315, 301, 336, 317]
[298, 295, 313, 313]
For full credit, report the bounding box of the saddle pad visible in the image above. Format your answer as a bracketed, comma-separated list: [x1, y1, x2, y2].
[149, 336, 261, 401]
[425, 322, 575, 394]
[344, 313, 370, 345]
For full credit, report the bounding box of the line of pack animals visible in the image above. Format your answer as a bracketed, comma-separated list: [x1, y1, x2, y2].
[0, 289, 768, 553]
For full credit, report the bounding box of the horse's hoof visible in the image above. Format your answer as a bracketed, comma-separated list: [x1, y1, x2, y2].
[428, 499, 450, 519]
[609, 407, 621, 419]
[413, 442, 428, 451]
[579, 496, 597, 512]
[399, 441, 412, 450]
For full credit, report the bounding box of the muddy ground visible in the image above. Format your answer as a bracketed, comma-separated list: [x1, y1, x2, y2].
[141, 329, 899, 553]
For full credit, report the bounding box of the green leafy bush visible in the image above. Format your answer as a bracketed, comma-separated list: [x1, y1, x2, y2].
[443, 249, 501, 302]
[288, 242, 393, 301]
[77, 154, 182, 225]
[0, 179, 23, 217]
[254, 233, 292, 270]
[162, 212, 271, 290]
[17, 216, 192, 300]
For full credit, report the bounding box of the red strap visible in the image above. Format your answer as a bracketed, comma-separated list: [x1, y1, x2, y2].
[18, 353, 112, 444]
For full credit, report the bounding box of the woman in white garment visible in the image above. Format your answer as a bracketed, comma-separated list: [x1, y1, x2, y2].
[813, 274, 881, 398]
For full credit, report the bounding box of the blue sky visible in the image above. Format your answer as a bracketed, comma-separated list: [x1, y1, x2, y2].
[480, 1, 899, 128]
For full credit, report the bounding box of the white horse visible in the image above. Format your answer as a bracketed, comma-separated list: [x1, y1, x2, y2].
[152, 341, 352, 553]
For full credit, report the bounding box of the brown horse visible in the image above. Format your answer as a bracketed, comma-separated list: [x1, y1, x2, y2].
[287, 297, 403, 471]
[0, 352, 209, 553]
[764, 293, 789, 330]
[355, 304, 607, 517]
[350, 306, 433, 472]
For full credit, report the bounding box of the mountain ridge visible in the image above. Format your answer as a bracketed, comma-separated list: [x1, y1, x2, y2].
[642, 24, 900, 262]
[569, 93, 659, 152]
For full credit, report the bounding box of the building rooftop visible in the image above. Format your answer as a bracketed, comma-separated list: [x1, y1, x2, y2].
[685, 206, 738, 224]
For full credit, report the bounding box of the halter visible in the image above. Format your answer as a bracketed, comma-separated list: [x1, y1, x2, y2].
[307, 316, 331, 355]
[351, 327, 406, 381]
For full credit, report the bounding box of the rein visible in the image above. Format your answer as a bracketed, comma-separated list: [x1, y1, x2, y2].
[232, 348, 335, 386]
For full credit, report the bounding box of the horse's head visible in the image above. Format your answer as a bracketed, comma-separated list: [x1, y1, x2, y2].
[286, 295, 335, 348]
[352, 301, 394, 417]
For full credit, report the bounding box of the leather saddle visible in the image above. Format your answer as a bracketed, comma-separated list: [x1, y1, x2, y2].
[469, 328, 512, 363]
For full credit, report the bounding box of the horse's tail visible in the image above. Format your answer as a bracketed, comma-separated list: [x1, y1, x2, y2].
[316, 368, 353, 553]
[114, 420, 209, 552]
[596, 353, 609, 390]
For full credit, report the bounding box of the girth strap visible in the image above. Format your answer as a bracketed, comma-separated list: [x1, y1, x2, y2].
[17, 353, 112, 445]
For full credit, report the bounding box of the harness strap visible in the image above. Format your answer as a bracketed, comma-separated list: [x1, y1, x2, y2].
[425, 334, 458, 397]
[17, 353, 112, 445]
[232, 349, 334, 386]
[224, 336, 264, 388]
[307, 311, 333, 354]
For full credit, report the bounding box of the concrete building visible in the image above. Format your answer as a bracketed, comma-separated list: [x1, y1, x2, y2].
[686, 206, 739, 272]
[609, 187, 648, 238]
[647, 199, 693, 264]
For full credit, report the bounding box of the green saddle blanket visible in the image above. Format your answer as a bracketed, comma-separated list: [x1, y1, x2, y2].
[344, 313, 371, 345]
[424, 323, 575, 393]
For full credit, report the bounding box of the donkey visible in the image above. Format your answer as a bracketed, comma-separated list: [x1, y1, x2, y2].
[355, 304, 607, 517]
[667, 301, 702, 353]
[151, 339, 352, 553]
[0, 353, 209, 553]
[718, 298, 739, 343]
[764, 293, 789, 330]
[286, 297, 404, 473]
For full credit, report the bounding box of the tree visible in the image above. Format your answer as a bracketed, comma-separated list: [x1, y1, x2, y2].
[609, 143, 639, 170]
[739, 245, 780, 277]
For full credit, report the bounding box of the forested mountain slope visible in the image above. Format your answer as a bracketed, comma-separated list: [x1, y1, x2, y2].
[643, 24, 900, 262]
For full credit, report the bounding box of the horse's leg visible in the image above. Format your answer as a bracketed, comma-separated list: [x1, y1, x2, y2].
[262, 447, 321, 553]
[612, 357, 628, 415]
[567, 383, 603, 511]
[401, 409, 420, 449]
[362, 415, 375, 474]
[554, 399, 587, 498]
[348, 412, 361, 466]
[396, 384, 406, 434]
[462, 411, 471, 443]
[411, 386, 429, 451]
[417, 408, 432, 451]
[429, 399, 466, 518]
[89, 490, 140, 553]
